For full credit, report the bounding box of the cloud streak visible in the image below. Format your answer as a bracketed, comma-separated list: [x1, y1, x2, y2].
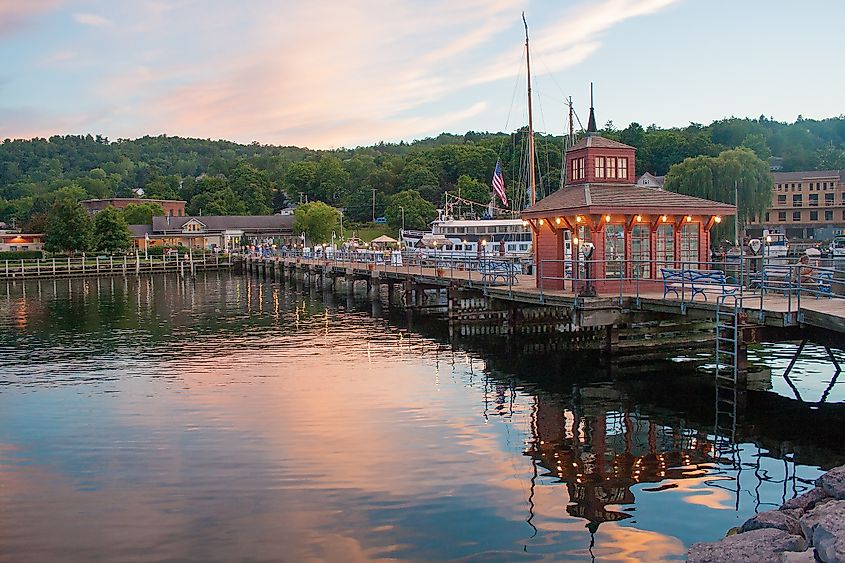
[1, 0, 680, 146]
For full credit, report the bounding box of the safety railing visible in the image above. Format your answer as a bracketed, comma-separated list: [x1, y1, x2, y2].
[0, 253, 230, 280]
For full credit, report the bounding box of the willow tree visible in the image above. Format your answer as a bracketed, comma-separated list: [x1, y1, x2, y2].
[664, 147, 773, 243]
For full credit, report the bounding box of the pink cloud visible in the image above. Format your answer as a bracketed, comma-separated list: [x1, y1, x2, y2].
[0, 0, 63, 37]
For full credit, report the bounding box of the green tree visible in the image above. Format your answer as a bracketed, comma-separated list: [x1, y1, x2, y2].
[229, 161, 273, 214]
[385, 190, 437, 230]
[122, 202, 165, 225]
[293, 201, 340, 244]
[93, 206, 132, 253]
[454, 174, 490, 204]
[45, 200, 93, 254]
[346, 187, 385, 222]
[740, 133, 772, 160]
[664, 147, 773, 234]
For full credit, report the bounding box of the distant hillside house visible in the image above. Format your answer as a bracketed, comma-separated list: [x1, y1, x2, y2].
[635, 172, 665, 189]
[768, 157, 784, 172]
[130, 215, 295, 252]
[81, 198, 186, 217]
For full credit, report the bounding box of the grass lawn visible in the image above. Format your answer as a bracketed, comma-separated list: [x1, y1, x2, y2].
[348, 223, 399, 242]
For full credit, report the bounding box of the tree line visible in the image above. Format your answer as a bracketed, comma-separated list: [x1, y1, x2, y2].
[1, 115, 844, 237]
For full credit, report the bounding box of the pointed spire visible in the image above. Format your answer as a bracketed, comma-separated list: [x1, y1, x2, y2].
[586, 82, 597, 135]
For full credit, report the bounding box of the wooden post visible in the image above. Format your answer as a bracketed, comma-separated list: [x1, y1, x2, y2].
[52, 258, 56, 276]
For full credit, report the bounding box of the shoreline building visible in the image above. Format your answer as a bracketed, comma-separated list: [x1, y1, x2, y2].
[522, 105, 735, 294]
[746, 169, 845, 240]
[130, 215, 295, 252]
[81, 198, 187, 217]
[0, 232, 44, 253]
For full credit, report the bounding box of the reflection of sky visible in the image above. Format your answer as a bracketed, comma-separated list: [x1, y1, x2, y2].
[748, 343, 844, 404]
[0, 274, 840, 561]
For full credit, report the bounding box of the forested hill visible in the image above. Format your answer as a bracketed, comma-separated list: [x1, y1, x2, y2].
[2, 115, 844, 229]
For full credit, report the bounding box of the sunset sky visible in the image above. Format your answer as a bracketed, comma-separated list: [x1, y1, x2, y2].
[1, 0, 843, 148]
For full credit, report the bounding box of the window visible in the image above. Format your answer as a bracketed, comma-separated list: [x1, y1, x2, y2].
[656, 224, 674, 267]
[604, 223, 624, 278]
[765, 212, 770, 222]
[825, 210, 833, 221]
[778, 211, 786, 221]
[842, 210, 845, 220]
[809, 194, 819, 206]
[810, 210, 818, 221]
[617, 158, 628, 180]
[793, 194, 802, 207]
[595, 156, 605, 178]
[631, 225, 650, 278]
[606, 157, 617, 179]
[571, 157, 585, 180]
[777, 195, 787, 204]
[826, 193, 835, 205]
[793, 211, 801, 221]
[680, 223, 699, 265]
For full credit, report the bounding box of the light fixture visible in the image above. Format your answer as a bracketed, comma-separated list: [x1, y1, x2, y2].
[686, 215, 692, 222]
[539, 218, 545, 226]
[766, 235, 772, 243]
[521, 219, 529, 226]
[714, 216, 722, 223]
[605, 214, 611, 222]
[661, 215, 668, 222]
[555, 217, 562, 225]
[481, 239, 487, 246]
[573, 236, 579, 245]
[575, 215, 582, 223]
[635, 215, 642, 222]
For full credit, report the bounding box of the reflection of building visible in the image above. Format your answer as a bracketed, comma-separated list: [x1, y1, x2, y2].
[130, 215, 295, 251]
[0, 232, 44, 252]
[747, 169, 845, 240]
[81, 198, 187, 217]
[526, 394, 715, 527]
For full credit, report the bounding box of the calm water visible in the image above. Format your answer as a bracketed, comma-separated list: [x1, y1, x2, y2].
[1, 273, 844, 562]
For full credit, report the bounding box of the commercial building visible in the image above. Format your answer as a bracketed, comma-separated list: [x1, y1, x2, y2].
[747, 169, 845, 240]
[0, 232, 44, 253]
[130, 215, 295, 252]
[81, 198, 187, 217]
[522, 105, 735, 294]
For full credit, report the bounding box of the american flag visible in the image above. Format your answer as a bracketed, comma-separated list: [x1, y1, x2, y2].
[491, 159, 508, 207]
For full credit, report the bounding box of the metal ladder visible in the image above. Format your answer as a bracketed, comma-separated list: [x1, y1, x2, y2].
[714, 298, 740, 459]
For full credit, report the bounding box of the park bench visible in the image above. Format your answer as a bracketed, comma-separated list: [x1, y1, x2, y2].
[661, 268, 739, 303]
[478, 261, 517, 285]
[750, 266, 833, 298]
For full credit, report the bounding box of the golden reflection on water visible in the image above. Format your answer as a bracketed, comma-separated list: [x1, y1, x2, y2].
[0, 273, 838, 561]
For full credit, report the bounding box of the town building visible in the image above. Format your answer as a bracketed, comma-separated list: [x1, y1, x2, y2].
[0, 232, 44, 253]
[130, 215, 295, 252]
[522, 104, 735, 294]
[81, 198, 187, 217]
[635, 172, 665, 189]
[747, 169, 845, 240]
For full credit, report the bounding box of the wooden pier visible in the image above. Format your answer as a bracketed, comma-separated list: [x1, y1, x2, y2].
[0, 254, 233, 281]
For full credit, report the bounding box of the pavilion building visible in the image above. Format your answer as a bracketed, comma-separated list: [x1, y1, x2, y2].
[522, 105, 735, 294]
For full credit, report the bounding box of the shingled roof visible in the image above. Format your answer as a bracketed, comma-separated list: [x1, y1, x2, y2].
[152, 215, 294, 232]
[567, 136, 634, 152]
[773, 169, 843, 183]
[522, 184, 735, 217]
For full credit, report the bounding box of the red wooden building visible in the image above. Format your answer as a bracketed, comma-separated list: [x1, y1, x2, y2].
[522, 108, 735, 294]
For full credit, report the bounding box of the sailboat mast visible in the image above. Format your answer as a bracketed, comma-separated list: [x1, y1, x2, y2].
[523, 13, 536, 207]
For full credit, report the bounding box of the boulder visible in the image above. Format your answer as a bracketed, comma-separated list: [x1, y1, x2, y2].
[818, 467, 845, 501]
[800, 500, 845, 562]
[740, 509, 803, 536]
[782, 487, 831, 512]
[688, 528, 806, 563]
[778, 549, 817, 562]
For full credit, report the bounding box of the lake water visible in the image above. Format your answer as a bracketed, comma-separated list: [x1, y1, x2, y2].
[1, 272, 843, 562]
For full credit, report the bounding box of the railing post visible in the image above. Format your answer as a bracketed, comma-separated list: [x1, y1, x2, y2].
[52, 258, 56, 276]
[539, 258, 544, 304]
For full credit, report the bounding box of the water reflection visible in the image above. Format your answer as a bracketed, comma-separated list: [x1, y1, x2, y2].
[0, 273, 843, 561]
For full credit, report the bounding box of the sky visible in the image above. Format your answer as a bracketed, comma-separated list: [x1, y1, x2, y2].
[1, 0, 843, 149]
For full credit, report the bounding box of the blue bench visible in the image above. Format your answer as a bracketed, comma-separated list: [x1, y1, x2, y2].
[478, 261, 517, 285]
[661, 268, 739, 303]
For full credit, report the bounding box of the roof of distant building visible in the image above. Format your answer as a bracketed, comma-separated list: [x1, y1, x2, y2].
[772, 170, 843, 182]
[523, 183, 735, 217]
[81, 197, 186, 204]
[636, 172, 665, 188]
[151, 215, 294, 232]
[128, 224, 154, 237]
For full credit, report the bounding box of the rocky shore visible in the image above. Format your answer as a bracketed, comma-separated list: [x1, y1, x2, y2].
[688, 465, 845, 562]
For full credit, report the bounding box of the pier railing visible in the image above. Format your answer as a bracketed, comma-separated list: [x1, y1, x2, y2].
[0, 253, 232, 280]
[537, 255, 844, 319]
